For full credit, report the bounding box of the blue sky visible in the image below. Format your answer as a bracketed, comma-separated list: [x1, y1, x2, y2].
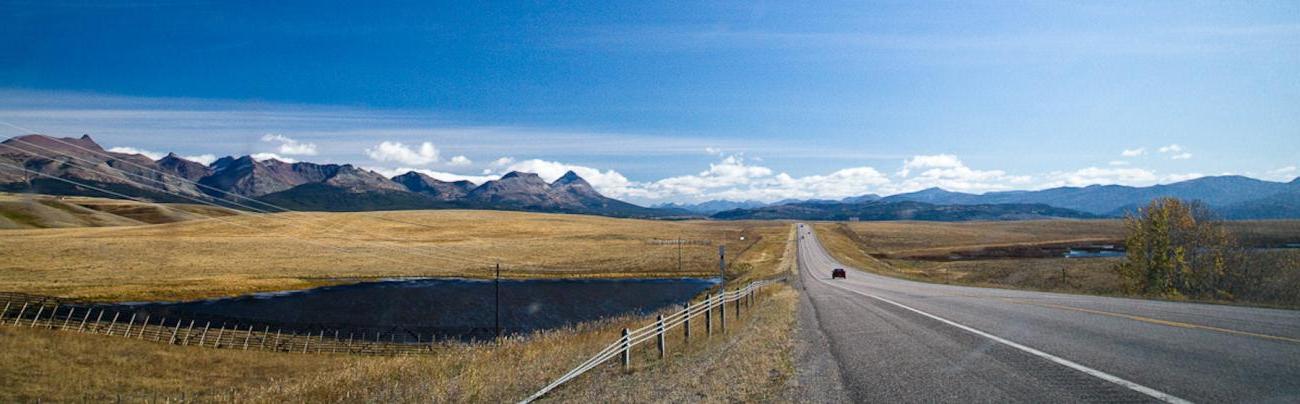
[1, 1, 1297, 203]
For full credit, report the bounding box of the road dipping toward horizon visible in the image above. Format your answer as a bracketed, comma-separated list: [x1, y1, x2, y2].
[90, 277, 720, 342]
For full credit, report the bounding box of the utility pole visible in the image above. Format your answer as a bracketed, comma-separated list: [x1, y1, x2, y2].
[718, 245, 726, 286]
[495, 262, 501, 340]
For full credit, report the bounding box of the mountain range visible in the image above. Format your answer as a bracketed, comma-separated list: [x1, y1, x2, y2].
[2, 134, 1296, 221]
[712, 176, 1300, 220]
[0, 134, 673, 217]
[712, 200, 1099, 221]
[869, 176, 1300, 219]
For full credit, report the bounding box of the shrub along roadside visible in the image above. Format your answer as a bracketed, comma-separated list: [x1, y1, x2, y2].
[1117, 197, 1300, 307]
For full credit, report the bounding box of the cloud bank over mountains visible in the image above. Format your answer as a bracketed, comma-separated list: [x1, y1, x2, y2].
[0, 91, 1292, 205]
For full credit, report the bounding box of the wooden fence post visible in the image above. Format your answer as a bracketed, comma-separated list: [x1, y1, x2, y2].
[92, 310, 105, 334]
[735, 289, 741, 318]
[720, 292, 727, 333]
[683, 302, 691, 341]
[78, 308, 92, 333]
[214, 324, 227, 348]
[104, 312, 120, 335]
[124, 313, 137, 337]
[46, 304, 60, 329]
[198, 321, 211, 346]
[316, 330, 324, 354]
[303, 331, 311, 354]
[168, 319, 182, 344]
[0, 301, 10, 323]
[62, 307, 76, 330]
[155, 318, 167, 342]
[333, 330, 340, 353]
[182, 320, 195, 345]
[138, 315, 149, 339]
[705, 294, 713, 336]
[29, 305, 45, 328]
[656, 315, 665, 360]
[12, 302, 28, 326]
[621, 328, 631, 372]
[262, 326, 271, 350]
[273, 329, 282, 351]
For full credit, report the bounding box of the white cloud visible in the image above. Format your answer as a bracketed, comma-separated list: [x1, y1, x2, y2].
[1040, 166, 1203, 188]
[1120, 147, 1146, 157]
[107, 146, 164, 160]
[1158, 144, 1183, 153]
[1170, 152, 1193, 160]
[365, 141, 439, 165]
[635, 154, 890, 202]
[892, 154, 1029, 193]
[490, 157, 515, 167]
[1108, 160, 1130, 166]
[897, 154, 962, 177]
[260, 134, 318, 156]
[365, 167, 497, 185]
[250, 152, 296, 163]
[106, 146, 215, 165]
[447, 155, 472, 166]
[183, 154, 218, 165]
[1263, 166, 1297, 181]
[704, 147, 723, 156]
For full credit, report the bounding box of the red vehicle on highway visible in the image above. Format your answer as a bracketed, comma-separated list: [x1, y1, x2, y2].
[832, 268, 846, 279]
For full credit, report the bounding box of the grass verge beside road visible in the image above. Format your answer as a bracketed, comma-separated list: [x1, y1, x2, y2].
[814, 220, 1300, 306]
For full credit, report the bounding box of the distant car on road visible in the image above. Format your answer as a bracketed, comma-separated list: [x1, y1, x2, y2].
[832, 268, 846, 279]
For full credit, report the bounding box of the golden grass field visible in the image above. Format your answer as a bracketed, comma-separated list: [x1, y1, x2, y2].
[0, 210, 799, 402]
[0, 195, 790, 301]
[0, 284, 797, 402]
[0, 192, 238, 229]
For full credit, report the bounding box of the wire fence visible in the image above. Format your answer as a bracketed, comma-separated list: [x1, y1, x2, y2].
[521, 277, 784, 403]
[0, 292, 461, 356]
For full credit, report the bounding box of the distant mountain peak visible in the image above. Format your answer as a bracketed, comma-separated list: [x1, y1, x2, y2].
[552, 170, 591, 187]
[556, 170, 582, 181]
[501, 171, 539, 180]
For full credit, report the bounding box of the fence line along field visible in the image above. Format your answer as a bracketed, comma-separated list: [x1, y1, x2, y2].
[0, 199, 790, 302]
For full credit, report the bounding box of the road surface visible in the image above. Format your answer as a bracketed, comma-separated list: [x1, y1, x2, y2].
[794, 224, 1300, 403]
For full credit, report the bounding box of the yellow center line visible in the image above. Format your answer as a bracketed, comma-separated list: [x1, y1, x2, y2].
[1003, 298, 1300, 344]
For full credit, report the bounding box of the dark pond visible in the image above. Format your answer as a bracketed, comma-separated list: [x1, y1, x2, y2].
[1063, 248, 1126, 258]
[99, 277, 718, 342]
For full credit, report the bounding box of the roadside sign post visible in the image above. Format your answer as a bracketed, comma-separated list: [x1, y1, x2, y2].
[495, 262, 501, 341]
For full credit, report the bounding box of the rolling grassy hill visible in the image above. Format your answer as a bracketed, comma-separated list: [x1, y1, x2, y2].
[0, 192, 238, 229]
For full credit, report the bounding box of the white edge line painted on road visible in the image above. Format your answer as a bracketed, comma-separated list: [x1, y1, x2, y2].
[861, 292, 1193, 404]
[796, 225, 1194, 404]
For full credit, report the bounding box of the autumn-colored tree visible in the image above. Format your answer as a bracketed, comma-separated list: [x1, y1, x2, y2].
[1116, 198, 1244, 300]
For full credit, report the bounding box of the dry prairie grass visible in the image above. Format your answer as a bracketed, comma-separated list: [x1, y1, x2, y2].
[0, 223, 798, 402]
[837, 219, 1126, 256]
[0, 192, 237, 229]
[0, 209, 787, 301]
[815, 220, 1300, 299]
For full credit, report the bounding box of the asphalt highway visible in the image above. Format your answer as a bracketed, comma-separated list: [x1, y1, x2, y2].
[794, 224, 1300, 403]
